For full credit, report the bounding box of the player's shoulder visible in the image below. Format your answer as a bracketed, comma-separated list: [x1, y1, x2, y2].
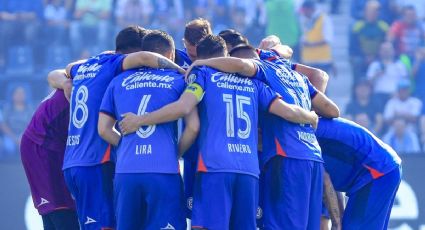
[175, 48, 192, 68]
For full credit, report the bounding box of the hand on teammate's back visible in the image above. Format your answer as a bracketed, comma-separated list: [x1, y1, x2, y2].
[311, 111, 319, 130]
[63, 79, 72, 102]
[119, 112, 141, 135]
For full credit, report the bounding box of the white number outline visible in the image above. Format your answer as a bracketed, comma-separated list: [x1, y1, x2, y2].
[223, 94, 251, 139]
[72, 86, 89, 128]
[136, 95, 156, 138]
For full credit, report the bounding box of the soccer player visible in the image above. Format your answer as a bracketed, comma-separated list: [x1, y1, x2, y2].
[98, 30, 196, 230]
[176, 18, 212, 219]
[20, 70, 78, 230]
[58, 26, 185, 229]
[316, 117, 402, 230]
[187, 45, 340, 230]
[119, 35, 319, 229]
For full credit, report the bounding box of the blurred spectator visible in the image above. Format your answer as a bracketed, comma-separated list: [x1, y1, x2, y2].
[397, 1, 425, 22]
[299, 1, 334, 72]
[0, 86, 34, 157]
[228, 0, 266, 45]
[115, 0, 153, 29]
[412, 46, 425, 105]
[349, 0, 389, 83]
[70, 0, 113, 57]
[353, 113, 372, 130]
[388, 5, 425, 59]
[151, 0, 184, 45]
[345, 80, 383, 134]
[351, 0, 399, 24]
[383, 79, 422, 131]
[0, 0, 44, 70]
[383, 118, 421, 154]
[211, 0, 232, 33]
[265, 0, 300, 58]
[367, 42, 408, 106]
[44, 0, 70, 46]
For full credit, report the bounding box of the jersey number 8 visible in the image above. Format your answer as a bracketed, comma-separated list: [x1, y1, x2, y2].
[71, 86, 89, 128]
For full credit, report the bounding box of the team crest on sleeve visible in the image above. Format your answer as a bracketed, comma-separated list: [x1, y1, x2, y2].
[187, 73, 197, 84]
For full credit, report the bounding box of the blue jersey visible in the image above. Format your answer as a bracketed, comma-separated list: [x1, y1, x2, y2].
[63, 53, 125, 169]
[175, 48, 199, 162]
[316, 117, 401, 195]
[100, 67, 186, 174]
[175, 49, 192, 70]
[185, 66, 279, 178]
[254, 58, 321, 169]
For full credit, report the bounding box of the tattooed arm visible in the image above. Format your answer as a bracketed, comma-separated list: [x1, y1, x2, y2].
[122, 51, 185, 73]
[323, 171, 343, 230]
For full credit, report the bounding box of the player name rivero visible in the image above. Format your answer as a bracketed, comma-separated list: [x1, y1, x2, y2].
[228, 143, 252, 154]
[122, 72, 174, 90]
[211, 72, 255, 92]
[135, 144, 152, 155]
[66, 135, 80, 146]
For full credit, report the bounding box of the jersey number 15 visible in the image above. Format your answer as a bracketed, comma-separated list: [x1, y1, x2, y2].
[223, 94, 252, 139]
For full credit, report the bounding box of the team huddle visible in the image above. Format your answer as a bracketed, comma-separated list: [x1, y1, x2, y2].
[20, 18, 402, 230]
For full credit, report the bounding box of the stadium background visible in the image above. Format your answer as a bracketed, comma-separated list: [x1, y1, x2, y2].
[0, 0, 424, 229]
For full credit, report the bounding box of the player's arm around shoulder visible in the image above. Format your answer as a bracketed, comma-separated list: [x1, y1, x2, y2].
[189, 57, 257, 77]
[47, 69, 72, 101]
[122, 51, 185, 74]
[119, 89, 200, 136]
[312, 92, 340, 118]
[98, 113, 120, 146]
[269, 99, 319, 129]
[295, 64, 329, 93]
[179, 107, 200, 158]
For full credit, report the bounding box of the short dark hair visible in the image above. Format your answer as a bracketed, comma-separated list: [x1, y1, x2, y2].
[184, 18, 212, 45]
[115, 26, 149, 54]
[196, 34, 227, 59]
[141, 30, 175, 57]
[229, 45, 258, 59]
[218, 29, 249, 50]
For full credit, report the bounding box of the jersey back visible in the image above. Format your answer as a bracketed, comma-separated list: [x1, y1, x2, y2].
[175, 49, 192, 70]
[100, 67, 186, 174]
[255, 58, 322, 169]
[316, 117, 401, 194]
[63, 53, 125, 169]
[186, 66, 278, 178]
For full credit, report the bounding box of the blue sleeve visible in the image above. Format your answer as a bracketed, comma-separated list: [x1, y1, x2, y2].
[257, 49, 280, 60]
[255, 80, 280, 112]
[111, 54, 126, 76]
[252, 60, 269, 83]
[99, 82, 116, 119]
[305, 77, 318, 99]
[69, 63, 81, 80]
[188, 66, 207, 90]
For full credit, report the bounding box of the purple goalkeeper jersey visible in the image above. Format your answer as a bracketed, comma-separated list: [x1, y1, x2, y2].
[23, 89, 69, 152]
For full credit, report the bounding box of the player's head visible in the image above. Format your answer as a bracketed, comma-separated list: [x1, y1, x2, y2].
[115, 26, 149, 54]
[183, 18, 212, 61]
[196, 34, 227, 59]
[397, 79, 411, 100]
[402, 5, 417, 25]
[218, 29, 249, 51]
[229, 44, 259, 59]
[141, 30, 175, 61]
